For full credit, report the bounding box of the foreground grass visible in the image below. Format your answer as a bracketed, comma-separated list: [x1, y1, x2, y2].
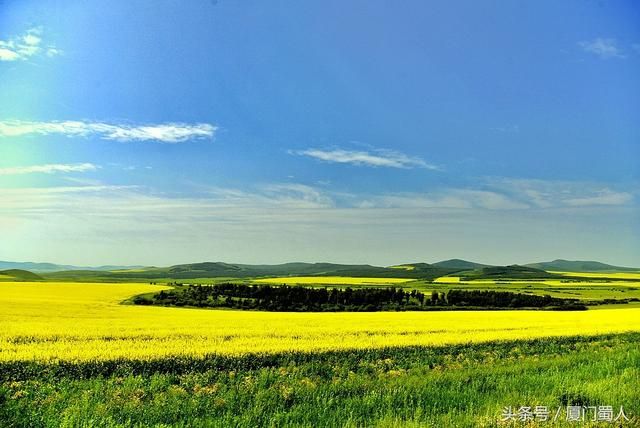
[1, 333, 638, 427]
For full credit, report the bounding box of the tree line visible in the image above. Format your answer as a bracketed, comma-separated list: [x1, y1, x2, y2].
[134, 283, 586, 311]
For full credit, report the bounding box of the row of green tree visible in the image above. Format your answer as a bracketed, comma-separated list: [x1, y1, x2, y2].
[134, 283, 586, 311]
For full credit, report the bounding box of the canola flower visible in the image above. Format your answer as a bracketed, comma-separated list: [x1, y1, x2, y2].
[0, 281, 639, 362]
[433, 276, 461, 283]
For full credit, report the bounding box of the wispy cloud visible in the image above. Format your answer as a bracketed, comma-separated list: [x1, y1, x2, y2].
[292, 148, 438, 170]
[357, 190, 528, 210]
[578, 38, 625, 59]
[0, 163, 99, 176]
[564, 189, 633, 207]
[487, 178, 635, 208]
[0, 120, 217, 143]
[1, 180, 636, 266]
[357, 179, 636, 211]
[0, 27, 60, 62]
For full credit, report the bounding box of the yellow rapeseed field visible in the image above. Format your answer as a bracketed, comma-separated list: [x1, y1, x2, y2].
[551, 271, 640, 280]
[1, 281, 639, 362]
[389, 265, 415, 270]
[433, 276, 461, 283]
[434, 276, 639, 288]
[253, 276, 413, 285]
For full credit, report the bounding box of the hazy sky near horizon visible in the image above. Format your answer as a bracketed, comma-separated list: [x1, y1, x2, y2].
[0, 0, 638, 267]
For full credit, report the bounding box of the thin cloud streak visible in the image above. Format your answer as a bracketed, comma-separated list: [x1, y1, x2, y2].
[486, 178, 635, 208]
[1, 180, 637, 266]
[1, 178, 633, 221]
[293, 148, 439, 170]
[0, 120, 217, 143]
[0, 163, 99, 176]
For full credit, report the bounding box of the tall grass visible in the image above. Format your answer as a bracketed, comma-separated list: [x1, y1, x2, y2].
[1, 333, 638, 427]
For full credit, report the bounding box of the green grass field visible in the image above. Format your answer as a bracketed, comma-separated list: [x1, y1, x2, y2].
[2, 333, 637, 427]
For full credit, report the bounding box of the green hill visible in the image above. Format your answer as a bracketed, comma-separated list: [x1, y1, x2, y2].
[162, 261, 451, 279]
[0, 269, 43, 281]
[461, 265, 560, 280]
[432, 259, 490, 270]
[525, 259, 639, 272]
[45, 262, 455, 281]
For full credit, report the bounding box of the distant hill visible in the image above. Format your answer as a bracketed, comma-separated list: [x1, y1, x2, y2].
[163, 261, 450, 279]
[432, 259, 490, 270]
[0, 269, 43, 281]
[461, 265, 560, 280]
[0, 260, 145, 273]
[45, 261, 454, 281]
[5, 258, 637, 281]
[525, 259, 640, 272]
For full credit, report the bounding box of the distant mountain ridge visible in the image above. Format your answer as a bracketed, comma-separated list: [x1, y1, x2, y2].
[525, 259, 639, 272]
[1, 258, 637, 280]
[0, 260, 146, 273]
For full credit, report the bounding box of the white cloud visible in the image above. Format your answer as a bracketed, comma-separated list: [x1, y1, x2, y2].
[0, 163, 99, 176]
[487, 178, 635, 208]
[293, 148, 438, 170]
[564, 189, 633, 207]
[0, 120, 217, 143]
[578, 38, 625, 59]
[358, 189, 528, 210]
[1, 181, 637, 266]
[0, 27, 60, 62]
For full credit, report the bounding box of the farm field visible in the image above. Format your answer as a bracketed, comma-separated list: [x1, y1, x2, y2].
[0, 281, 638, 426]
[550, 271, 640, 280]
[1, 281, 640, 362]
[252, 276, 414, 285]
[430, 276, 640, 303]
[247, 273, 640, 303]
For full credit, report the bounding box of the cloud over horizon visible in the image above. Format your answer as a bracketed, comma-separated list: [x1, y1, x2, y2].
[1, 179, 637, 266]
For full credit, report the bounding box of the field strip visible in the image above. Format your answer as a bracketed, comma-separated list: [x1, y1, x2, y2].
[252, 276, 414, 285]
[0, 281, 639, 362]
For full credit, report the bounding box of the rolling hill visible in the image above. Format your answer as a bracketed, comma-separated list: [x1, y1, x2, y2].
[432, 259, 490, 270]
[525, 259, 640, 272]
[0, 269, 43, 281]
[460, 265, 560, 280]
[43, 262, 455, 281]
[4, 258, 638, 282]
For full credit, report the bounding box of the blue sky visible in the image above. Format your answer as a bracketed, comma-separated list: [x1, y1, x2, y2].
[0, 0, 638, 266]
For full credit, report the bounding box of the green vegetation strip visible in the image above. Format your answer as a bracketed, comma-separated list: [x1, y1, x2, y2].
[1, 333, 638, 427]
[134, 283, 587, 311]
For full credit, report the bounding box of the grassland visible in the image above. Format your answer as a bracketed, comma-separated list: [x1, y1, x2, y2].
[1, 333, 638, 427]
